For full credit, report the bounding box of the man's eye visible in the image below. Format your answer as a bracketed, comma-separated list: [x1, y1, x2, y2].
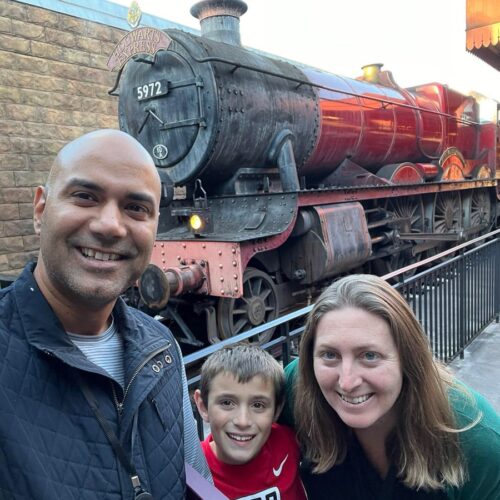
[72, 192, 95, 201]
[219, 399, 234, 408]
[127, 203, 148, 213]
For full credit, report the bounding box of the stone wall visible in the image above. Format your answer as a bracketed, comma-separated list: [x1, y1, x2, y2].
[0, 0, 125, 275]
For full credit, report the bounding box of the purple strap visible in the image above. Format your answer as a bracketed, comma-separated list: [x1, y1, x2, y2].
[185, 462, 229, 500]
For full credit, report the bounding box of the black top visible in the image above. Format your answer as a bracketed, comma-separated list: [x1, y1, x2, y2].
[300, 436, 447, 500]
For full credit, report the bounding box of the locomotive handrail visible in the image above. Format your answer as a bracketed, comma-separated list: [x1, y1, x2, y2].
[141, 31, 482, 127]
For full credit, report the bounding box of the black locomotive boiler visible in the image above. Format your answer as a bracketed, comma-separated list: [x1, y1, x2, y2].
[115, 0, 499, 346]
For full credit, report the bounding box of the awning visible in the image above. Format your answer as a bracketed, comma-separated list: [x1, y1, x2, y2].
[466, 0, 500, 71]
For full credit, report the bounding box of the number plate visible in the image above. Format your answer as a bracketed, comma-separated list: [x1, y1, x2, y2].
[135, 80, 168, 101]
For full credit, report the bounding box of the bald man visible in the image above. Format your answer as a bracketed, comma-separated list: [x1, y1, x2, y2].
[0, 130, 211, 499]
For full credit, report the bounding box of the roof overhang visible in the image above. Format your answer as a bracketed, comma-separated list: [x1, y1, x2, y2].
[466, 0, 500, 71]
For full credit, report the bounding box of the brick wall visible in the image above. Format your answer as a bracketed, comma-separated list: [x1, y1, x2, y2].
[0, 0, 125, 275]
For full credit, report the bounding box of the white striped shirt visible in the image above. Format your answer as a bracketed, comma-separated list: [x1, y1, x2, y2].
[68, 316, 125, 387]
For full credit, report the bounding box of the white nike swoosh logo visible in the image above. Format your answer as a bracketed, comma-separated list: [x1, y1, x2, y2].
[273, 454, 289, 477]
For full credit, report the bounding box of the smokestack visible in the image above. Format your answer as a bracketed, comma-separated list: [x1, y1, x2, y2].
[190, 0, 248, 46]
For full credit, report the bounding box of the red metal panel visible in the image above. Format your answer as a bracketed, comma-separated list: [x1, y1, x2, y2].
[299, 68, 478, 179]
[443, 88, 478, 162]
[150, 241, 243, 298]
[408, 84, 446, 158]
[298, 72, 362, 175]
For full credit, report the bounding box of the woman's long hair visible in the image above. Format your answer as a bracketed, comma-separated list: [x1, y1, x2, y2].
[295, 274, 477, 490]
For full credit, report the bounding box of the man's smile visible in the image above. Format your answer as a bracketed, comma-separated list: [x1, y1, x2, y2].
[80, 247, 124, 261]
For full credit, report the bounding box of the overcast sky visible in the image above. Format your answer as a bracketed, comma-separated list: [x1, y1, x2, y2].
[111, 0, 500, 105]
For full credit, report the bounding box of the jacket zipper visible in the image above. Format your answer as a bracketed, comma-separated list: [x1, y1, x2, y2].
[112, 342, 172, 416]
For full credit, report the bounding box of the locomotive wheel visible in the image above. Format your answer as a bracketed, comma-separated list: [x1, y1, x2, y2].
[466, 189, 492, 232]
[433, 192, 462, 234]
[463, 189, 493, 246]
[216, 268, 279, 344]
[427, 191, 463, 258]
[375, 197, 424, 277]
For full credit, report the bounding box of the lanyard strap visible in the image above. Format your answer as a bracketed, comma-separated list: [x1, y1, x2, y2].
[76, 373, 153, 500]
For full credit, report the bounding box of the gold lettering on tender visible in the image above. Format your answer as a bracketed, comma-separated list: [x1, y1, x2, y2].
[107, 27, 172, 71]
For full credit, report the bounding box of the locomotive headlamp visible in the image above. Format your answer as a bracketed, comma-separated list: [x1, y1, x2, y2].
[188, 210, 213, 235]
[189, 214, 203, 231]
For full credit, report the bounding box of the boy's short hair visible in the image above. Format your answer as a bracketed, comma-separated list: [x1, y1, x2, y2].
[198, 344, 285, 410]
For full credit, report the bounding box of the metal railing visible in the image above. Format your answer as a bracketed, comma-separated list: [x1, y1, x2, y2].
[183, 232, 500, 485]
[185, 231, 500, 389]
[394, 235, 500, 362]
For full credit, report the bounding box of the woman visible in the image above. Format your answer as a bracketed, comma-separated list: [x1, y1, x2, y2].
[287, 274, 500, 499]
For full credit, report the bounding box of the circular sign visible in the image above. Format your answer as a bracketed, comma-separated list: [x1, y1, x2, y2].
[152, 144, 168, 160]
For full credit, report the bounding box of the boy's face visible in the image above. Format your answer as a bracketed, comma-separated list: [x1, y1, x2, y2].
[195, 372, 277, 465]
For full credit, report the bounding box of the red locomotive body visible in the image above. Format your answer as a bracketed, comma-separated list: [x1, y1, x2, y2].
[116, 0, 498, 345]
[303, 69, 480, 175]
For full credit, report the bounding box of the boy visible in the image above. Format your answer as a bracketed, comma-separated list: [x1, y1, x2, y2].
[194, 344, 306, 500]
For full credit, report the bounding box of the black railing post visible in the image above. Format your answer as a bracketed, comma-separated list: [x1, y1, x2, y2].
[458, 253, 466, 359]
[496, 239, 500, 323]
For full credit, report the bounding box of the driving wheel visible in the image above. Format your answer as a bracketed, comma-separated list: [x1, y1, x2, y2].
[374, 196, 424, 277]
[427, 191, 463, 258]
[216, 268, 279, 344]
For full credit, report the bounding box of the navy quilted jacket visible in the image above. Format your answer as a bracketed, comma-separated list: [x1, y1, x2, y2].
[0, 264, 185, 499]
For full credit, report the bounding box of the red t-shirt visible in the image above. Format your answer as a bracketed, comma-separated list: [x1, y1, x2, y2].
[201, 423, 306, 500]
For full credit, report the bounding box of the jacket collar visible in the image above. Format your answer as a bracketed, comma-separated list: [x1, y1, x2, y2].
[14, 263, 171, 374]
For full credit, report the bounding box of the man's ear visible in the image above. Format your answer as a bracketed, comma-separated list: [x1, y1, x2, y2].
[33, 186, 46, 235]
[193, 389, 210, 423]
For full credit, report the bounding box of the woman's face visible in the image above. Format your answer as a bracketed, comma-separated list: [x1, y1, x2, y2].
[313, 307, 403, 437]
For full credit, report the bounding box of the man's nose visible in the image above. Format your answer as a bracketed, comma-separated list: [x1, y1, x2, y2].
[89, 202, 127, 239]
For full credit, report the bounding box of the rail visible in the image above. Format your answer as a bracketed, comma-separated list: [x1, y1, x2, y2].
[184, 231, 500, 437]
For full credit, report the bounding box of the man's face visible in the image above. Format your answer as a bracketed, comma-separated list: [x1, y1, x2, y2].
[33, 132, 161, 311]
[195, 373, 277, 465]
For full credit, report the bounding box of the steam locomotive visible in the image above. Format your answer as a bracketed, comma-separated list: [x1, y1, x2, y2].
[115, 0, 499, 346]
